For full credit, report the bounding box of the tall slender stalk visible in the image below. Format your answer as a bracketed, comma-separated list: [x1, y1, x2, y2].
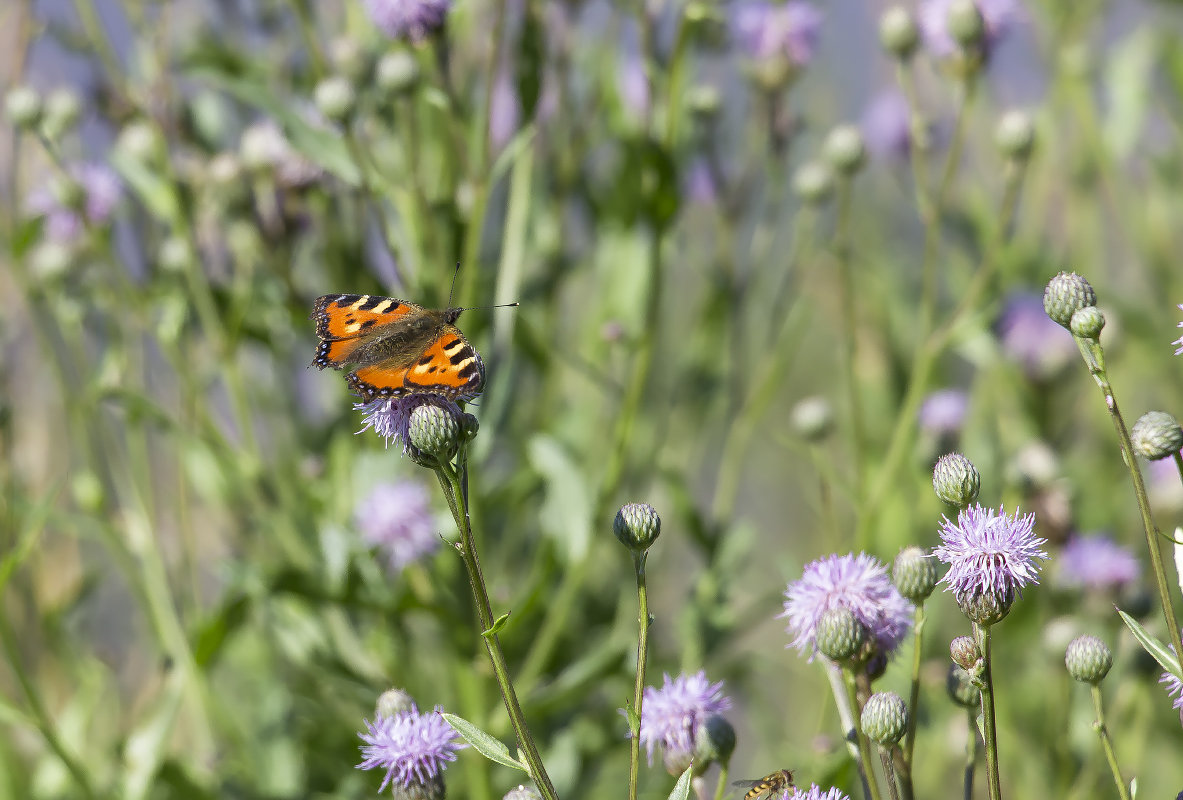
[627, 551, 652, 800]
[1089, 686, 1130, 800]
[973, 623, 1002, 800]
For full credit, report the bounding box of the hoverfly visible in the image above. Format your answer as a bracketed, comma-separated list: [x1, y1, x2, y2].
[733, 769, 795, 800]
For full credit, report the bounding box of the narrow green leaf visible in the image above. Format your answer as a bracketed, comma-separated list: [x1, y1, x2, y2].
[668, 765, 694, 800]
[623, 702, 640, 736]
[439, 713, 527, 772]
[1117, 608, 1183, 681]
[482, 612, 511, 638]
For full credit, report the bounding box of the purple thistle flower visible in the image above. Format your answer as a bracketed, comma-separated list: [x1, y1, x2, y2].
[1173, 304, 1183, 355]
[1054, 534, 1139, 591]
[618, 48, 650, 119]
[919, 0, 1019, 60]
[355, 395, 462, 453]
[934, 504, 1047, 606]
[918, 388, 969, 435]
[1160, 647, 1183, 726]
[782, 553, 914, 661]
[638, 671, 732, 767]
[357, 705, 465, 793]
[790, 786, 852, 800]
[363, 0, 450, 42]
[26, 162, 121, 243]
[355, 481, 439, 572]
[995, 292, 1078, 379]
[861, 91, 912, 161]
[733, 1, 824, 67]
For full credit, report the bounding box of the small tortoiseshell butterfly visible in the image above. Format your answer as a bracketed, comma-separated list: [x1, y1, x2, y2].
[311, 294, 485, 402]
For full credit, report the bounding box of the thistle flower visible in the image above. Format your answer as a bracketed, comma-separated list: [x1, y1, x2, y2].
[918, 388, 968, 435]
[933, 504, 1047, 620]
[790, 786, 851, 800]
[861, 91, 912, 161]
[1055, 534, 1139, 592]
[354, 481, 439, 573]
[363, 0, 450, 42]
[918, 0, 1018, 60]
[637, 671, 732, 769]
[357, 705, 465, 796]
[355, 395, 463, 457]
[782, 553, 913, 662]
[1161, 654, 1183, 726]
[733, 1, 824, 67]
[26, 163, 121, 244]
[1173, 304, 1183, 355]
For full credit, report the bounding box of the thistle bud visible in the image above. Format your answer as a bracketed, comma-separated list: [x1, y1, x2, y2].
[995, 110, 1034, 161]
[790, 396, 833, 441]
[947, 0, 985, 50]
[959, 587, 1014, 627]
[824, 125, 866, 176]
[1131, 411, 1183, 461]
[613, 503, 661, 553]
[879, 6, 919, 60]
[893, 546, 939, 602]
[376, 51, 420, 95]
[816, 606, 869, 663]
[687, 85, 721, 120]
[946, 664, 981, 707]
[1043, 271, 1097, 328]
[949, 635, 980, 671]
[793, 161, 833, 205]
[158, 235, 194, 274]
[375, 687, 416, 718]
[860, 692, 908, 746]
[1064, 635, 1113, 685]
[932, 453, 980, 507]
[117, 120, 163, 164]
[1069, 306, 1105, 340]
[692, 713, 736, 766]
[42, 88, 82, 139]
[314, 76, 356, 122]
[5, 85, 42, 129]
[408, 401, 462, 461]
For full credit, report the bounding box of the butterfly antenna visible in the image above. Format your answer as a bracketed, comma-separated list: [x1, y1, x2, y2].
[447, 262, 462, 307]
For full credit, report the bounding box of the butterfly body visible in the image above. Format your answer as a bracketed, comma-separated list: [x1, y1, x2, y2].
[311, 293, 484, 402]
[734, 769, 795, 800]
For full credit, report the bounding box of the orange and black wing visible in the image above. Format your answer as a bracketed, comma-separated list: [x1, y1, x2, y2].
[347, 325, 484, 402]
[311, 294, 419, 369]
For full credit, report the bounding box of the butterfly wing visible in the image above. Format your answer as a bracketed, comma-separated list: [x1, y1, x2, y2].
[311, 294, 421, 369]
[347, 324, 485, 402]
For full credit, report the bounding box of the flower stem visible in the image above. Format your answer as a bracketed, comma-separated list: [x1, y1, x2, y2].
[834, 175, 866, 508]
[628, 551, 652, 800]
[878, 748, 901, 800]
[973, 623, 1002, 800]
[711, 760, 732, 800]
[1089, 685, 1130, 800]
[962, 707, 977, 800]
[838, 666, 883, 800]
[435, 454, 559, 800]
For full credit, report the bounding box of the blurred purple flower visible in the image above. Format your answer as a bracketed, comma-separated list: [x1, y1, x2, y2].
[618, 49, 650, 118]
[357, 705, 465, 793]
[26, 163, 121, 243]
[685, 160, 718, 206]
[1161, 647, 1183, 726]
[918, 389, 969, 435]
[733, 1, 824, 67]
[996, 293, 1077, 379]
[1148, 457, 1183, 513]
[355, 395, 462, 453]
[363, 0, 450, 42]
[791, 787, 852, 800]
[862, 91, 912, 161]
[638, 671, 732, 767]
[1173, 304, 1183, 355]
[489, 69, 520, 152]
[1055, 534, 1139, 591]
[782, 553, 914, 661]
[355, 481, 438, 572]
[919, 0, 1018, 60]
[934, 504, 1046, 606]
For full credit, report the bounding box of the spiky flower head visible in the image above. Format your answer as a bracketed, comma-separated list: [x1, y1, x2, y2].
[934, 504, 1047, 625]
[1069, 306, 1105, 340]
[1055, 534, 1139, 592]
[949, 635, 980, 671]
[1131, 411, 1183, 461]
[879, 6, 919, 60]
[790, 784, 852, 800]
[692, 713, 737, 766]
[932, 453, 980, 507]
[733, 1, 824, 87]
[354, 481, 439, 573]
[1065, 635, 1113, 685]
[892, 546, 940, 602]
[638, 671, 733, 772]
[376, 688, 417, 718]
[782, 553, 914, 662]
[364, 0, 450, 42]
[946, 664, 981, 707]
[815, 606, 869, 663]
[614, 502, 662, 554]
[1161, 650, 1183, 726]
[823, 125, 866, 175]
[357, 705, 465, 798]
[356, 395, 464, 465]
[1043, 271, 1097, 329]
[919, 0, 1017, 61]
[408, 401, 463, 461]
[860, 692, 908, 745]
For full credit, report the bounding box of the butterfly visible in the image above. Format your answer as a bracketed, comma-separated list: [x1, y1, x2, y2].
[733, 769, 795, 800]
[310, 294, 485, 402]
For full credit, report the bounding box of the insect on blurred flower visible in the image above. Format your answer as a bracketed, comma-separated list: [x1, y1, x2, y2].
[789, 785, 852, 800]
[638, 671, 732, 770]
[25, 162, 121, 244]
[363, 0, 451, 42]
[934, 504, 1047, 614]
[354, 480, 439, 573]
[782, 553, 913, 662]
[919, 0, 1018, 60]
[1055, 534, 1139, 592]
[357, 705, 465, 797]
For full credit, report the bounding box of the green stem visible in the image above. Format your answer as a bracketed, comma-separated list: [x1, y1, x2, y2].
[628, 551, 652, 800]
[900, 604, 925, 788]
[435, 454, 559, 800]
[834, 175, 866, 509]
[878, 747, 901, 800]
[1089, 686, 1130, 800]
[973, 624, 1003, 800]
[962, 707, 977, 800]
[711, 761, 732, 800]
[839, 667, 882, 800]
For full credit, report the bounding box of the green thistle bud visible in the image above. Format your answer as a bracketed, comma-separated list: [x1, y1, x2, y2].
[460, 412, 480, 442]
[816, 606, 869, 662]
[392, 773, 445, 800]
[376, 51, 420, 95]
[1043, 271, 1097, 328]
[946, 664, 981, 707]
[932, 452, 980, 507]
[959, 588, 1014, 627]
[613, 503, 661, 553]
[42, 88, 82, 139]
[29, 241, 73, 281]
[1064, 635, 1113, 685]
[409, 403, 462, 461]
[879, 6, 919, 60]
[1130, 411, 1183, 461]
[791, 396, 833, 442]
[1069, 306, 1105, 340]
[329, 35, 369, 82]
[314, 76, 356, 122]
[949, 635, 980, 671]
[893, 546, 939, 602]
[947, 0, 985, 50]
[860, 692, 909, 746]
[71, 470, 105, 513]
[995, 110, 1034, 161]
[688, 85, 721, 120]
[503, 786, 543, 800]
[158, 235, 194, 274]
[692, 713, 736, 767]
[375, 687, 416, 717]
[116, 120, 163, 164]
[824, 125, 866, 176]
[5, 85, 42, 129]
[793, 161, 834, 205]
